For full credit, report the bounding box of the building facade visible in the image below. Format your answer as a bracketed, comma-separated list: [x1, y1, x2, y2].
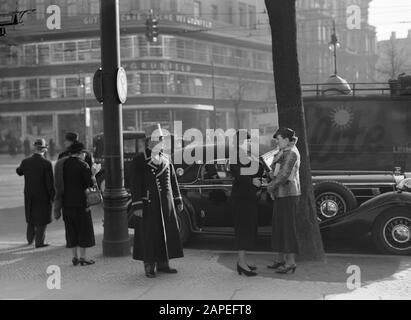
[0, 0, 275, 150]
[296, 0, 378, 83]
[376, 30, 411, 81]
[0, 0, 379, 151]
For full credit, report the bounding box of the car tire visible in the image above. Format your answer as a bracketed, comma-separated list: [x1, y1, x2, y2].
[371, 208, 411, 255]
[314, 181, 357, 222]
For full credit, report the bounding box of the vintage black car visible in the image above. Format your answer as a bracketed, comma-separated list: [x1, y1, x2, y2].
[133, 144, 411, 256]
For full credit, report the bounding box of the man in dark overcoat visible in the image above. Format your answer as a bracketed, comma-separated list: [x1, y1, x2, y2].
[16, 139, 55, 248]
[130, 125, 184, 278]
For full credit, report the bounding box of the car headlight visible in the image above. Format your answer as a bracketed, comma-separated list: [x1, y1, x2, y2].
[397, 178, 411, 192]
[176, 167, 185, 177]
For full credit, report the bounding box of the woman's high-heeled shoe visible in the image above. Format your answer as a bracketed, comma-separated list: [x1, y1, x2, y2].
[237, 263, 257, 277]
[79, 258, 95, 266]
[267, 261, 285, 270]
[276, 264, 297, 274]
[248, 265, 257, 271]
[72, 257, 79, 266]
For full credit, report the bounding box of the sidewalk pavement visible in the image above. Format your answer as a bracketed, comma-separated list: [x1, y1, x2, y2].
[1, 232, 410, 300]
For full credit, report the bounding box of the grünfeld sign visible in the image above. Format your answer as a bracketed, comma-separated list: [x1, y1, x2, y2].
[83, 13, 213, 29]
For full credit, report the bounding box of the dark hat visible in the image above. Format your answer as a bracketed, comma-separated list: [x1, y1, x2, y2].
[67, 142, 86, 154]
[65, 132, 79, 143]
[33, 139, 48, 149]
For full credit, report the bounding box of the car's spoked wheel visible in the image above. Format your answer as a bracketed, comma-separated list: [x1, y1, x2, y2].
[316, 192, 347, 222]
[383, 216, 411, 252]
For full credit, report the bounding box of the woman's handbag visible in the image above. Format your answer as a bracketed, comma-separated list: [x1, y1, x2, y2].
[85, 186, 103, 207]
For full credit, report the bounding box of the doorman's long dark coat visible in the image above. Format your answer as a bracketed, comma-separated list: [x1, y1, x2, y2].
[130, 149, 184, 262]
[16, 154, 55, 226]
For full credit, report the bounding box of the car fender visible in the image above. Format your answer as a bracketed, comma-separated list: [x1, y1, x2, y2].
[321, 191, 411, 238]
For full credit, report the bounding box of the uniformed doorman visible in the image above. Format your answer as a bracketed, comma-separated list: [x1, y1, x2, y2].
[130, 124, 184, 278]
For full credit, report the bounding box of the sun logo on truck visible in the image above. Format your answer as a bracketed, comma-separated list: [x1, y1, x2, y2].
[329, 105, 354, 130]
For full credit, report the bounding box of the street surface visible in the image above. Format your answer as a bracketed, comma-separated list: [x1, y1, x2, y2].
[1, 156, 410, 300]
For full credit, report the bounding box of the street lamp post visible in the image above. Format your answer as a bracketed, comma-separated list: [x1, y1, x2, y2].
[329, 20, 340, 76]
[99, 0, 130, 257]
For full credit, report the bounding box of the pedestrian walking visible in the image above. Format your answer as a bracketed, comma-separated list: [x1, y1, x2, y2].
[58, 132, 93, 168]
[230, 130, 264, 277]
[130, 124, 184, 278]
[267, 127, 301, 275]
[23, 137, 31, 157]
[55, 142, 96, 266]
[16, 139, 55, 248]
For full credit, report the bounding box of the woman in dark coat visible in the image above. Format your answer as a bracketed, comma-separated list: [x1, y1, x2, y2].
[130, 128, 184, 278]
[267, 127, 301, 275]
[230, 130, 263, 277]
[16, 139, 55, 248]
[58, 142, 96, 266]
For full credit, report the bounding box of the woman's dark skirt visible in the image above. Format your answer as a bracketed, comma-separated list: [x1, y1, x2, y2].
[271, 196, 299, 254]
[63, 207, 95, 248]
[234, 200, 258, 251]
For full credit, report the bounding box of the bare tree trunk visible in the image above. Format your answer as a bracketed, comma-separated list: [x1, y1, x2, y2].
[265, 0, 325, 261]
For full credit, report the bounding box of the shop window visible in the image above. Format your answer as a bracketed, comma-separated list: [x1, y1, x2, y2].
[137, 35, 148, 57]
[150, 74, 166, 94]
[194, 41, 208, 62]
[65, 78, 80, 97]
[12, 80, 23, 100]
[90, 0, 99, 14]
[176, 39, 185, 59]
[8, 45, 22, 65]
[123, 110, 137, 132]
[38, 43, 50, 64]
[24, 44, 37, 65]
[91, 39, 101, 60]
[163, 37, 177, 59]
[184, 39, 194, 61]
[0, 80, 12, 100]
[51, 43, 64, 63]
[211, 5, 218, 21]
[141, 110, 170, 134]
[78, 40, 92, 61]
[175, 74, 189, 95]
[140, 74, 150, 94]
[64, 42, 77, 62]
[35, 0, 45, 20]
[148, 37, 163, 57]
[67, 0, 77, 17]
[51, 78, 65, 98]
[193, 1, 201, 19]
[121, 36, 134, 59]
[27, 115, 53, 138]
[248, 5, 256, 29]
[25, 79, 38, 100]
[127, 72, 141, 96]
[39, 78, 51, 99]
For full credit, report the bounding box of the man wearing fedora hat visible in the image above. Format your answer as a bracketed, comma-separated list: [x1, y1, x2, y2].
[16, 139, 55, 248]
[130, 124, 184, 278]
